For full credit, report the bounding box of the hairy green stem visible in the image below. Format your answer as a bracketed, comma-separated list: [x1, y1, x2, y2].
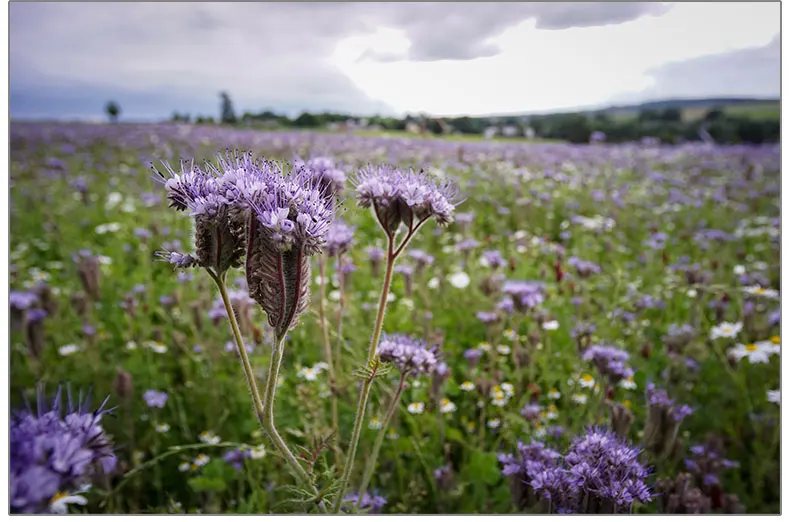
[211, 270, 325, 511]
[332, 243, 396, 512]
[356, 372, 407, 504]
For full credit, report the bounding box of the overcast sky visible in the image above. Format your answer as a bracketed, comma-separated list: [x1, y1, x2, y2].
[10, 2, 780, 121]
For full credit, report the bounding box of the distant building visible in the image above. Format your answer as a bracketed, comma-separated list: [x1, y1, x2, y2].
[406, 122, 422, 134]
[483, 126, 498, 140]
[501, 125, 519, 137]
[525, 127, 536, 139]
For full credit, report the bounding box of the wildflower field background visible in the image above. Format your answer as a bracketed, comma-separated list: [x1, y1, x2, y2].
[9, 122, 780, 514]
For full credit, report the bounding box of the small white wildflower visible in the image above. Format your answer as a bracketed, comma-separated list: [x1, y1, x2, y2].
[156, 423, 170, 433]
[178, 462, 191, 472]
[733, 265, 746, 275]
[710, 322, 743, 340]
[297, 367, 318, 381]
[547, 388, 561, 400]
[58, 344, 80, 356]
[619, 376, 637, 390]
[743, 285, 779, 299]
[440, 399, 457, 414]
[767, 390, 780, 405]
[487, 418, 501, 429]
[687, 289, 698, 298]
[460, 381, 475, 392]
[407, 402, 425, 414]
[249, 444, 267, 459]
[95, 222, 122, 234]
[572, 394, 588, 405]
[401, 297, 415, 310]
[503, 329, 518, 341]
[328, 290, 341, 302]
[125, 341, 138, 350]
[448, 272, 471, 289]
[105, 192, 123, 210]
[728, 342, 774, 364]
[193, 454, 211, 467]
[578, 373, 596, 389]
[49, 487, 90, 514]
[496, 344, 511, 355]
[428, 277, 440, 289]
[368, 416, 383, 430]
[542, 320, 559, 331]
[198, 431, 221, 445]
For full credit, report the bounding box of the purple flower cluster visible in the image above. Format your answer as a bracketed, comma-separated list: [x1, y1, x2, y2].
[342, 491, 388, 514]
[582, 345, 633, 383]
[10, 290, 39, 310]
[684, 444, 739, 488]
[377, 333, 440, 376]
[294, 155, 346, 196]
[223, 448, 252, 471]
[482, 249, 506, 270]
[324, 219, 355, 257]
[10, 387, 117, 513]
[500, 440, 561, 478]
[143, 390, 168, 409]
[354, 165, 460, 232]
[531, 427, 653, 514]
[408, 249, 435, 270]
[646, 384, 693, 422]
[568, 256, 601, 278]
[502, 280, 546, 313]
[663, 323, 696, 353]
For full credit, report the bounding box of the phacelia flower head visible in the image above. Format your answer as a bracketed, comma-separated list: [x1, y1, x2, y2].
[243, 163, 337, 338]
[354, 165, 460, 235]
[643, 384, 693, 457]
[482, 250, 506, 270]
[324, 219, 355, 257]
[294, 155, 346, 197]
[408, 249, 435, 271]
[377, 333, 440, 376]
[582, 345, 633, 384]
[502, 280, 546, 313]
[499, 440, 562, 511]
[568, 256, 601, 278]
[342, 491, 387, 514]
[154, 155, 250, 274]
[532, 427, 653, 514]
[10, 385, 117, 514]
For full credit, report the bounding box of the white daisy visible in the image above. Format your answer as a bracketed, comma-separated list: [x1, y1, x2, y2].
[58, 344, 80, 356]
[297, 367, 318, 381]
[407, 402, 425, 415]
[155, 423, 170, 433]
[460, 381, 475, 392]
[496, 345, 511, 355]
[440, 399, 457, 414]
[503, 329, 518, 341]
[733, 265, 746, 275]
[767, 390, 780, 405]
[542, 320, 559, 331]
[328, 290, 341, 302]
[572, 394, 588, 405]
[193, 454, 211, 467]
[368, 416, 383, 430]
[49, 485, 90, 514]
[578, 373, 596, 389]
[728, 343, 773, 364]
[743, 285, 779, 299]
[178, 462, 191, 472]
[547, 388, 561, 400]
[686, 289, 698, 298]
[710, 322, 743, 340]
[448, 272, 471, 289]
[428, 277, 440, 289]
[198, 431, 221, 444]
[619, 376, 637, 390]
[487, 418, 501, 429]
[249, 444, 267, 459]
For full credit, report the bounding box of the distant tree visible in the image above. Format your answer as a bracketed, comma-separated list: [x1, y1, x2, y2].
[219, 92, 237, 124]
[293, 112, 319, 128]
[105, 101, 121, 123]
[637, 109, 661, 122]
[703, 106, 726, 122]
[659, 108, 682, 122]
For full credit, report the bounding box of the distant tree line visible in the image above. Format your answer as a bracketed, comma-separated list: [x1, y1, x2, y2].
[161, 92, 780, 145]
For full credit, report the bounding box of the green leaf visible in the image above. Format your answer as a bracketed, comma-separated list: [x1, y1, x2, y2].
[465, 450, 501, 486]
[188, 476, 227, 493]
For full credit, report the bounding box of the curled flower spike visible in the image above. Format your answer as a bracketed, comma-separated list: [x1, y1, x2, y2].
[153, 157, 247, 275]
[295, 155, 347, 197]
[243, 164, 336, 338]
[354, 165, 461, 236]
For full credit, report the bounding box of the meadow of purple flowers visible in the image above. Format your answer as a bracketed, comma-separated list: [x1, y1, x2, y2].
[9, 122, 780, 514]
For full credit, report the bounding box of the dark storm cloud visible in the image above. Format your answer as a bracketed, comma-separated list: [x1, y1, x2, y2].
[10, 2, 671, 119]
[635, 36, 780, 100]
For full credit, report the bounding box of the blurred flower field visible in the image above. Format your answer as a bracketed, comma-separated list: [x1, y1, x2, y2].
[9, 122, 780, 514]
